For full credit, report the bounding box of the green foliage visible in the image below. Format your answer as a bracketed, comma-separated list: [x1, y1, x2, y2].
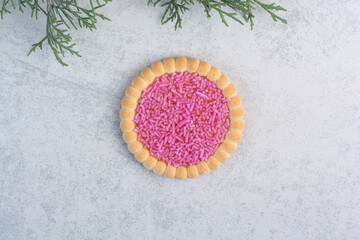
[148, 0, 287, 30]
[1, 0, 111, 66]
[147, 0, 194, 30]
[1, 0, 286, 66]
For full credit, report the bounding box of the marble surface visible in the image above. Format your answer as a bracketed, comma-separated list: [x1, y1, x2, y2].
[1, 0, 360, 239]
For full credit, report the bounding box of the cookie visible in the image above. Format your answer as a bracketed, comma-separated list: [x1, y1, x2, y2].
[120, 57, 245, 179]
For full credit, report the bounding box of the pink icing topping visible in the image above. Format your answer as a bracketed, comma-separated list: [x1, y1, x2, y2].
[134, 71, 230, 167]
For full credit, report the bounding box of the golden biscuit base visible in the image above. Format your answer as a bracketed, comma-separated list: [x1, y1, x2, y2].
[120, 57, 245, 179]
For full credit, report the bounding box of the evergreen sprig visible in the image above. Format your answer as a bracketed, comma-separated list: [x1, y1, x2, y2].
[1, 0, 286, 66]
[1, 0, 111, 66]
[148, 0, 194, 30]
[148, 0, 287, 30]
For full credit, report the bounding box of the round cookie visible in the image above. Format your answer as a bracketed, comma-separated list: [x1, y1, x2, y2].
[120, 57, 245, 179]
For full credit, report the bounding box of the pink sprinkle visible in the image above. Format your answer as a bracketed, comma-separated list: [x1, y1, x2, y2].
[133, 71, 230, 167]
[196, 91, 209, 100]
[177, 118, 190, 128]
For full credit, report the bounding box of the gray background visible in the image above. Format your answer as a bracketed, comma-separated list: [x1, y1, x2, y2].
[1, 0, 360, 239]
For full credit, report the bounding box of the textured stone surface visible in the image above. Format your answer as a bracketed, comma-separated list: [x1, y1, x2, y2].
[1, 0, 360, 239]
